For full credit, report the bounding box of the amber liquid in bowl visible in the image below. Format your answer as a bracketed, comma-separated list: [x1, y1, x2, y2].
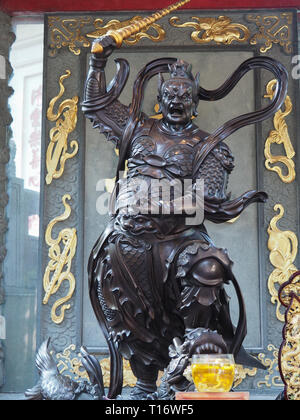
[191, 354, 235, 393]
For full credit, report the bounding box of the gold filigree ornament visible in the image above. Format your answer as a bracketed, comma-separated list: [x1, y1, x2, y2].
[169, 15, 250, 45]
[233, 365, 257, 388]
[267, 204, 298, 322]
[54, 346, 138, 388]
[46, 70, 79, 185]
[257, 344, 283, 388]
[86, 16, 165, 46]
[247, 13, 293, 54]
[264, 79, 295, 184]
[43, 194, 77, 324]
[278, 271, 300, 400]
[48, 16, 92, 56]
[55, 344, 87, 380]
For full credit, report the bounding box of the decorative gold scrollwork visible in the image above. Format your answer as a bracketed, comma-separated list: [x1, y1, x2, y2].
[233, 365, 257, 388]
[169, 15, 250, 45]
[247, 13, 293, 54]
[43, 194, 77, 324]
[257, 344, 282, 388]
[55, 345, 138, 387]
[46, 70, 79, 185]
[55, 344, 84, 378]
[264, 79, 295, 184]
[267, 204, 298, 322]
[87, 16, 165, 46]
[48, 17, 92, 56]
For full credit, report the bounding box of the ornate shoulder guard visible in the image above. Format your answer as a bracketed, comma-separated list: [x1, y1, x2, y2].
[197, 141, 234, 203]
[82, 55, 130, 148]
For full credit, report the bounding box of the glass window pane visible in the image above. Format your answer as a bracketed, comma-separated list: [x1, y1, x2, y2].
[2, 18, 43, 392]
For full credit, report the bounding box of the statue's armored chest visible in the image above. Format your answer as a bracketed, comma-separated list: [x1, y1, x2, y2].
[128, 121, 202, 178]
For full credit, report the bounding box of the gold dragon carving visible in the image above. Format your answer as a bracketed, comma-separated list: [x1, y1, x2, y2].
[43, 194, 77, 324]
[169, 15, 250, 45]
[278, 271, 300, 400]
[264, 79, 295, 184]
[267, 204, 298, 322]
[46, 69, 79, 185]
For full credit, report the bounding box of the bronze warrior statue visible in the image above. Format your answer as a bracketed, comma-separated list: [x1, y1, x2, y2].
[82, 35, 287, 399]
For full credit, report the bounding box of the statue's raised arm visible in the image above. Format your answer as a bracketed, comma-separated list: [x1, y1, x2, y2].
[82, 35, 130, 148]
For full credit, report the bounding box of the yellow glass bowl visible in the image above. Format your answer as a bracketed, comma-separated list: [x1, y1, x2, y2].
[191, 354, 235, 393]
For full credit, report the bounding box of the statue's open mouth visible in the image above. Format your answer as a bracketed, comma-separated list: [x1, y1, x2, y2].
[169, 104, 184, 117]
[195, 343, 224, 354]
[185, 328, 229, 356]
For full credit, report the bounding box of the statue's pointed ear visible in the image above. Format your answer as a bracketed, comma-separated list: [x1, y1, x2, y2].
[158, 73, 165, 95]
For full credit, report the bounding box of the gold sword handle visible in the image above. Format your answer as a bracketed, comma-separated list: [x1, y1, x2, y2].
[91, 0, 190, 54]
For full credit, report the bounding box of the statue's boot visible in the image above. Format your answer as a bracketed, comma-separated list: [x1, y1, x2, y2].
[129, 356, 159, 400]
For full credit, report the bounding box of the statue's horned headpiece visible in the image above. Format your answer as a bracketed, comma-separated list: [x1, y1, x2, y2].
[158, 59, 200, 104]
[168, 59, 194, 81]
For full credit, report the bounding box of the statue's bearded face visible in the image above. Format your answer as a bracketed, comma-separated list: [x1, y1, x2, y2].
[159, 79, 197, 127]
